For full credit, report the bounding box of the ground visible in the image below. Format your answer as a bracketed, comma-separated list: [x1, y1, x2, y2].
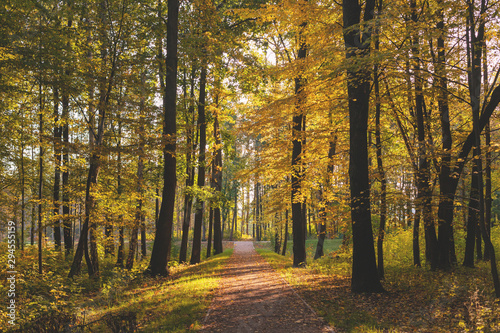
[202, 241, 334, 333]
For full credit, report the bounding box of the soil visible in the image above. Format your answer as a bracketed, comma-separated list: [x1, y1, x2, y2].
[201, 241, 335, 333]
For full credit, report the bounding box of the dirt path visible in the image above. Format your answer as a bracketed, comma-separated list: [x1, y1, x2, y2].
[202, 241, 335, 333]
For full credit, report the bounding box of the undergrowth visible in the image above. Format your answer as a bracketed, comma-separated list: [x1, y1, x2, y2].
[257, 227, 500, 332]
[0, 244, 232, 332]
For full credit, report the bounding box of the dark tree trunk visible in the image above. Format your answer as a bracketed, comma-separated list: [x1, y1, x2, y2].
[275, 223, 281, 254]
[62, 10, 73, 257]
[104, 219, 114, 257]
[466, 0, 500, 296]
[179, 65, 197, 263]
[190, 59, 207, 265]
[410, 0, 438, 270]
[282, 209, 289, 256]
[374, 67, 387, 279]
[213, 93, 223, 254]
[483, 44, 491, 261]
[484, 121, 492, 260]
[343, 0, 384, 293]
[291, 11, 308, 267]
[255, 182, 261, 241]
[315, 133, 336, 260]
[464, 165, 480, 267]
[207, 207, 213, 258]
[230, 190, 237, 241]
[127, 88, 145, 269]
[20, 116, 25, 251]
[147, 0, 179, 276]
[115, 122, 125, 266]
[53, 88, 62, 251]
[38, 84, 44, 275]
[116, 224, 125, 267]
[61, 116, 71, 255]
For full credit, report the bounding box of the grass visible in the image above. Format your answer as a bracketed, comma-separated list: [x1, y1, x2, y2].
[0, 243, 233, 332]
[256, 229, 500, 332]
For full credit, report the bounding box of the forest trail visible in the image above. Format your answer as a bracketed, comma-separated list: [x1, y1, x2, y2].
[202, 241, 335, 333]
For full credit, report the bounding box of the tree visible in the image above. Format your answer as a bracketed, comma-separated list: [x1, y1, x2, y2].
[190, 58, 207, 265]
[343, 0, 384, 293]
[147, 0, 179, 276]
[291, 0, 308, 268]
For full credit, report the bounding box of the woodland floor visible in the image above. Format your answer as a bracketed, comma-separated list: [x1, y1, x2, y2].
[201, 241, 335, 333]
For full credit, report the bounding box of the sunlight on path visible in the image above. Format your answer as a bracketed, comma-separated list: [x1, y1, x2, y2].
[202, 241, 335, 333]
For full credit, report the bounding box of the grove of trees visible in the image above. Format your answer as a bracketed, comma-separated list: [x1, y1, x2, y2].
[2, 0, 500, 306]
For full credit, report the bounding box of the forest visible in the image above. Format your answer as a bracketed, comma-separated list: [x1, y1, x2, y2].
[2, 0, 500, 331]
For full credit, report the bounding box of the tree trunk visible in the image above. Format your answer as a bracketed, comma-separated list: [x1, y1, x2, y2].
[20, 115, 25, 251]
[53, 88, 62, 251]
[62, 7, 73, 257]
[38, 82, 44, 275]
[213, 112, 223, 254]
[147, 0, 179, 276]
[315, 132, 336, 260]
[464, 166, 480, 267]
[190, 58, 207, 265]
[291, 7, 308, 267]
[207, 207, 213, 258]
[230, 190, 237, 241]
[282, 209, 289, 256]
[127, 83, 146, 269]
[179, 65, 197, 263]
[466, 0, 500, 296]
[343, 0, 384, 293]
[374, 66, 387, 279]
[410, 0, 438, 270]
[484, 120, 492, 260]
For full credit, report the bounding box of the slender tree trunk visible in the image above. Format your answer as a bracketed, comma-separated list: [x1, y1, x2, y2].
[61, 94, 71, 254]
[466, 0, 500, 296]
[291, 7, 308, 267]
[147, 0, 179, 276]
[62, 6, 73, 257]
[464, 166, 480, 267]
[207, 207, 213, 258]
[53, 88, 62, 251]
[315, 132, 336, 260]
[213, 112, 223, 254]
[484, 121, 492, 260]
[127, 79, 146, 269]
[483, 43, 492, 260]
[190, 59, 207, 265]
[179, 65, 197, 263]
[20, 115, 25, 251]
[374, 65, 387, 278]
[230, 191, 237, 240]
[282, 209, 289, 256]
[410, 0, 438, 270]
[38, 82, 44, 275]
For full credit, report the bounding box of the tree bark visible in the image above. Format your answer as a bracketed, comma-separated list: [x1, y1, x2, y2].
[190, 59, 207, 265]
[61, 87, 72, 255]
[52, 88, 62, 251]
[282, 209, 289, 256]
[315, 133, 336, 260]
[147, 0, 179, 276]
[179, 65, 197, 263]
[291, 6, 308, 267]
[343, 0, 384, 293]
[126, 76, 146, 269]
